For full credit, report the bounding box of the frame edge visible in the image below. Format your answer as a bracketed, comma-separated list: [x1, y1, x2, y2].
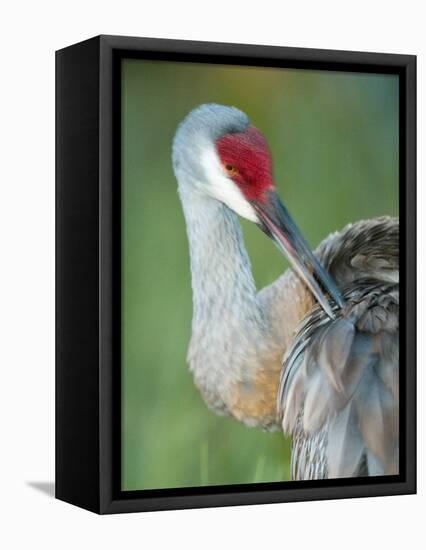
[55, 36, 102, 514]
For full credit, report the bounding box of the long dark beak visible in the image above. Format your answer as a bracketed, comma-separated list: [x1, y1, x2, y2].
[252, 191, 345, 319]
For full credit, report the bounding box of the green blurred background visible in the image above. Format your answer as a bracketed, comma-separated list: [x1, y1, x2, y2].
[121, 59, 399, 491]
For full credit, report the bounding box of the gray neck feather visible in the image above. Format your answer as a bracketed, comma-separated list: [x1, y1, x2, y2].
[179, 185, 275, 414]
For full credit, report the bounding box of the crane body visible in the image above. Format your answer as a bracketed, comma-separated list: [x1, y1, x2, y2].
[172, 104, 399, 480]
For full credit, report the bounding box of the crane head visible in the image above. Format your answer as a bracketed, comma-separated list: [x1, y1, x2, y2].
[173, 104, 344, 318]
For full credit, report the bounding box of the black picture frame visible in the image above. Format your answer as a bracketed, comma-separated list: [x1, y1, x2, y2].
[56, 35, 416, 514]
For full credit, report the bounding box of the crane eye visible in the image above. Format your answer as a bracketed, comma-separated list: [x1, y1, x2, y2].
[224, 164, 238, 175]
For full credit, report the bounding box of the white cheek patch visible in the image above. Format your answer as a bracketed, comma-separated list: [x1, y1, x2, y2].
[201, 146, 259, 223]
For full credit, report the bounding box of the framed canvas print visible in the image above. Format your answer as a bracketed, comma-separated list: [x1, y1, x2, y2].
[56, 35, 416, 514]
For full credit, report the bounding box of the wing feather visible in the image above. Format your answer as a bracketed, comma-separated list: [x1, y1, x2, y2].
[279, 280, 399, 479]
[274, 217, 399, 480]
[327, 401, 365, 478]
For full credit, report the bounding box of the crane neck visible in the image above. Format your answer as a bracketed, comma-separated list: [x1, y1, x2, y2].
[179, 185, 284, 429]
[179, 186, 261, 327]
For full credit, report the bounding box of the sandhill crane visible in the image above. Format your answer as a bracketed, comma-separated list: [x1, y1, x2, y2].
[172, 103, 399, 480]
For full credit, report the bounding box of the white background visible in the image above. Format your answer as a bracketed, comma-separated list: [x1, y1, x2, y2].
[0, 1, 423, 548]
